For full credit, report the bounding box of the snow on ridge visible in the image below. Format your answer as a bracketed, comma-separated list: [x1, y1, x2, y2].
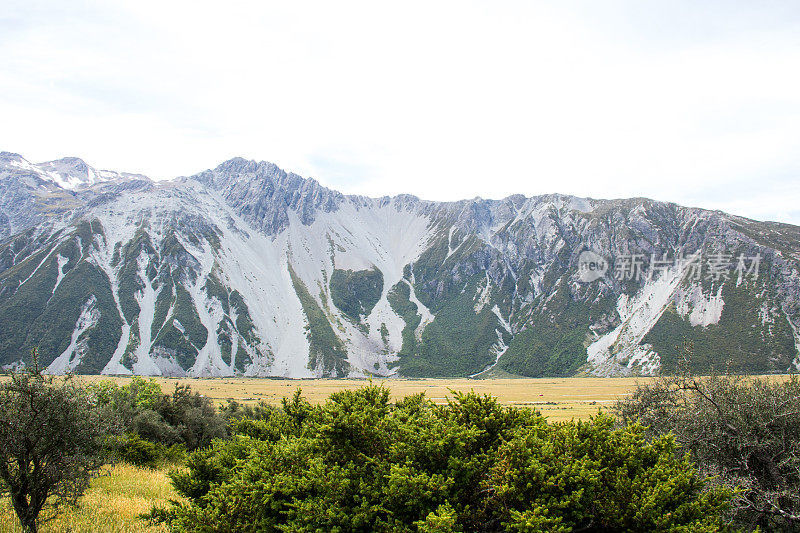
[33, 158, 126, 190]
[1, 153, 148, 192]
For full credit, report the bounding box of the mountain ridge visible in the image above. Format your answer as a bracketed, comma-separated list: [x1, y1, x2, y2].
[1, 152, 798, 378]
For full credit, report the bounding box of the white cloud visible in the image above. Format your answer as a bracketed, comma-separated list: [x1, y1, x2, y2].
[1, 0, 799, 223]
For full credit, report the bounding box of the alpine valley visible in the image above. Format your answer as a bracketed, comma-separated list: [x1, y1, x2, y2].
[1, 151, 799, 378]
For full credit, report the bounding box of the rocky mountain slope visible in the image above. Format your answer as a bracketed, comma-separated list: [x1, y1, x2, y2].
[1, 152, 799, 377]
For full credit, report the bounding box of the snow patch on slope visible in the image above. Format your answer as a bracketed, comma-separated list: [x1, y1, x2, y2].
[406, 277, 434, 340]
[51, 254, 68, 295]
[474, 272, 492, 313]
[91, 221, 133, 376]
[131, 255, 163, 375]
[47, 296, 99, 373]
[675, 284, 725, 327]
[446, 226, 462, 259]
[788, 315, 800, 371]
[186, 185, 311, 377]
[282, 197, 436, 376]
[16, 242, 60, 291]
[587, 264, 686, 375]
[177, 236, 232, 377]
[492, 304, 512, 334]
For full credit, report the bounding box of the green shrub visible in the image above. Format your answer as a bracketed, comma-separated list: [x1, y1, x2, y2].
[152, 385, 735, 532]
[89, 378, 227, 455]
[0, 359, 113, 531]
[113, 434, 187, 468]
[114, 433, 160, 467]
[490, 414, 734, 532]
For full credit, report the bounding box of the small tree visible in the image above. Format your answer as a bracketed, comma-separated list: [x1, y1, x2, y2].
[0, 351, 112, 532]
[616, 373, 800, 531]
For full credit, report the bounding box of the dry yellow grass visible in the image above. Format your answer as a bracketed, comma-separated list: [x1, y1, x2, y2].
[73, 375, 795, 422]
[3, 375, 794, 424]
[74, 376, 660, 422]
[0, 463, 178, 533]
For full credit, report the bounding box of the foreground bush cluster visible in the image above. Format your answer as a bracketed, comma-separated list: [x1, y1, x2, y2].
[3, 368, 799, 532]
[150, 387, 735, 532]
[0, 368, 228, 532]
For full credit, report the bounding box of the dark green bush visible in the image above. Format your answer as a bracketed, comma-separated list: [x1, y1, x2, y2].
[490, 415, 734, 531]
[152, 384, 735, 532]
[114, 433, 160, 467]
[0, 360, 113, 532]
[88, 377, 226, 462]
[113, 433, 187, 468]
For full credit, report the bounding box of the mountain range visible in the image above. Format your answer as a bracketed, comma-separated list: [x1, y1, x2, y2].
[1, 151, 799, 377]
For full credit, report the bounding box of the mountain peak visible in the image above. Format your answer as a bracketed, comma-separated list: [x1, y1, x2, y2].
[36, 157, 96, 190]
[46, 156, 88, 166]
[34, 156, 149, 190]
[0, 152, 27, 163]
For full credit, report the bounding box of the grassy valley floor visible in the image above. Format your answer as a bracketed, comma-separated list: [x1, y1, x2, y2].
[73, 375, 795, 422]
[0, 463, 177, 532]
[0, 376, 794, 531]
[77, 376, 654, 421]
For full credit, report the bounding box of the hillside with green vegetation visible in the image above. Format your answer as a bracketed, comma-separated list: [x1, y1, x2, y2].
[2, 153, 799, 378]
[330, 267, 383, 321]
[289, 264, 350, 376]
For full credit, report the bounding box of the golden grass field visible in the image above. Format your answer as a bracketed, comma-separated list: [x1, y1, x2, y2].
[0, 463, 177, 532]
[77, 376, 657, 422]
[80, 375, 796, 422]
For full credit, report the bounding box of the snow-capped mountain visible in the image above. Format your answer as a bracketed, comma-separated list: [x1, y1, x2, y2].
[1, 152, 799, 377]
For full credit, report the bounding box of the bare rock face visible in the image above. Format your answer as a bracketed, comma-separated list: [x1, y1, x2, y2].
[1, 152, 798, 378]
[192, 158, 345, 235]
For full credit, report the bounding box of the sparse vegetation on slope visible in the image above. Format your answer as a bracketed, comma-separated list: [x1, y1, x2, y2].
[288, 263, 350, 376]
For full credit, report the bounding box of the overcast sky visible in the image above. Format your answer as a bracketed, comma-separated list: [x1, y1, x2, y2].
[1, 1, 799, 223]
